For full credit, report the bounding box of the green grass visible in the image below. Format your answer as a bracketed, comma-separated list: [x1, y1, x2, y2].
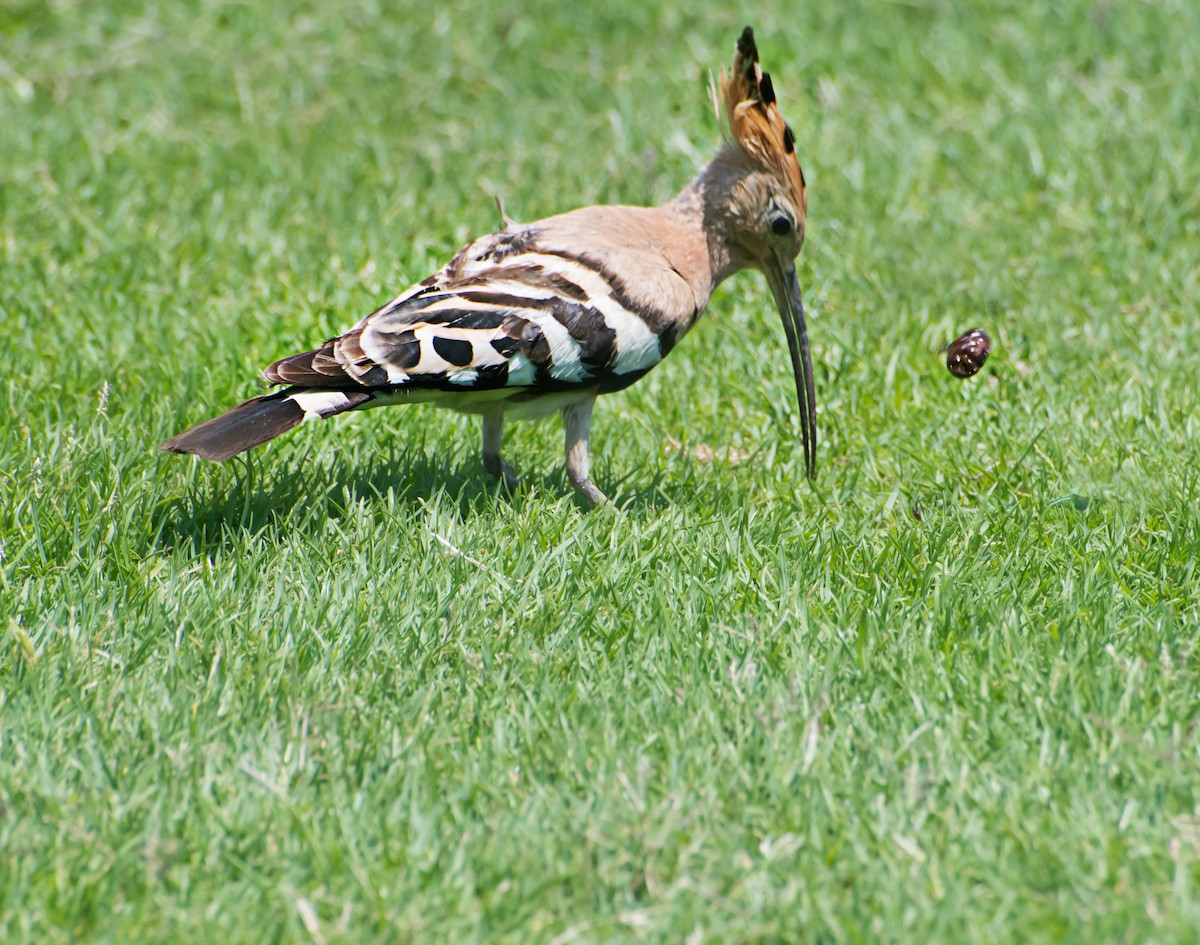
[3, 0, 1200, 941]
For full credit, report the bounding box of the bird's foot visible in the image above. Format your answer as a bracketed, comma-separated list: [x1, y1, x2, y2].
[567, 470, 612, 508]
[483, 453, 521, 493]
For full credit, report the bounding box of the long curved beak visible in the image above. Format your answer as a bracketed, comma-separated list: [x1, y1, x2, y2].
[764, 256, 817, 479]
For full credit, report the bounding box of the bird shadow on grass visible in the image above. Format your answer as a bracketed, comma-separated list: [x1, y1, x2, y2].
[150, 448, 508, 558]
[149, 446, 675, 559]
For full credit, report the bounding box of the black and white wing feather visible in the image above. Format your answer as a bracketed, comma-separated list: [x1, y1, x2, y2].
[265, 227, 682, 401]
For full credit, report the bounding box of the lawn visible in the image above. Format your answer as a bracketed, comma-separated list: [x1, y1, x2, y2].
[2, 0, 1199, 941]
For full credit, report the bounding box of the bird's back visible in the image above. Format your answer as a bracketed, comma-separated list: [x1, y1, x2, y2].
[265, 204, 710, 409]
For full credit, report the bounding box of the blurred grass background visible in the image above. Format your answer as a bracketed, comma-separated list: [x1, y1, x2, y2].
[2, 1, 1199, 942]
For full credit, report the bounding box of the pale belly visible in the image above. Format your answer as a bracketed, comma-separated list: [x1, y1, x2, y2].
[358, 385, 599, 421]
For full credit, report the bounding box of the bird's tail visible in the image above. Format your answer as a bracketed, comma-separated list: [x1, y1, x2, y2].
[160, 388, 370, 461]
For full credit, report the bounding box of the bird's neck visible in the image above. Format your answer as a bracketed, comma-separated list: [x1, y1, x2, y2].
[660, 153, 757, 301]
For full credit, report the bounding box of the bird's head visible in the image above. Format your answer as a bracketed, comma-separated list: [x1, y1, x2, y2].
[704, 26, 816, 478]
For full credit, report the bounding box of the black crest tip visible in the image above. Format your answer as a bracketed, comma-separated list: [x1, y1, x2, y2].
[737, 26, 758, 63]
[759, 72, 776, 105]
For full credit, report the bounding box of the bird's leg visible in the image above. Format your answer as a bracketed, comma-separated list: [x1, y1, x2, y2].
[482, 413, 520, 491]
[562, 396, 610, 507]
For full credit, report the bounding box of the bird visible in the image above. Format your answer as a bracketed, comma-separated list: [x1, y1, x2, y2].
[161, 26, 816, 506]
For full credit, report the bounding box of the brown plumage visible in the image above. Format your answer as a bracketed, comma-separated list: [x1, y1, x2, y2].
[722, 27, 807, 220]
[161, 26, 816, 505]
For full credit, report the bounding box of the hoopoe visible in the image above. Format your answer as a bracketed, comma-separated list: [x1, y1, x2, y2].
[162, 27, 816, 505]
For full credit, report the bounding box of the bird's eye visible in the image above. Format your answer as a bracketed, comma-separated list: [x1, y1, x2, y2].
[770, 215, 793, 236]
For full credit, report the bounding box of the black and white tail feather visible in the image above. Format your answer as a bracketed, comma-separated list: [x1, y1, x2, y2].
[162, 27, 816, 505]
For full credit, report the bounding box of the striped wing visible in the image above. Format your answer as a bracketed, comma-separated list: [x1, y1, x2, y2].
[264, 230, 683, 402]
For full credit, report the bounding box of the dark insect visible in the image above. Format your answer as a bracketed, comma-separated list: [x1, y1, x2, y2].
[945, 328, 991, 378]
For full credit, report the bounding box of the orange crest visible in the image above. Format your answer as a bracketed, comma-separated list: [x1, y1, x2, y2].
[719, 27, 807, 216]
